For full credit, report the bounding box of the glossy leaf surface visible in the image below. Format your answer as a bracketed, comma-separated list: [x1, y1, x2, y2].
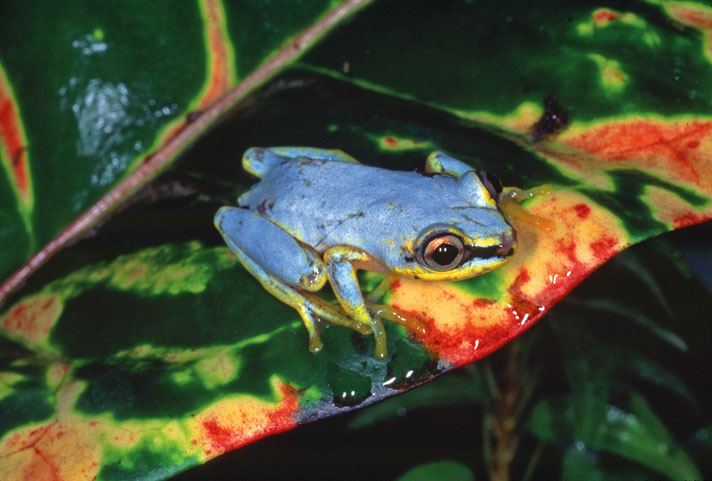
[1, 1, 712, 480]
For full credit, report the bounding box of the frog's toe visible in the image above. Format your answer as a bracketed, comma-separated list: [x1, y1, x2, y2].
[308, 336, 324, 354]
[425, 151, 474, 178]
[242, 147, 285, 178]
[369, 303, 428, 338]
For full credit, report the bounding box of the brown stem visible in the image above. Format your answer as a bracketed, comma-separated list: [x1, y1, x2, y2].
[0, 0, 373, 307]
[489, 338, 522, 481]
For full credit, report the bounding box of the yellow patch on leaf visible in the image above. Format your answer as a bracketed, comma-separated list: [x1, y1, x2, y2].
[190, 377, 299, 459]
[0, 294, 62, 350]
[644, 186, 712, 228]
[0, 421, 100, 481]
[587, 54, 628, 91]
[665, 1, 712, 60]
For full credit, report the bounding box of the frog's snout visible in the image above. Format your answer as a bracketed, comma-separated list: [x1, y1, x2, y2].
[496, 230, 517, 258]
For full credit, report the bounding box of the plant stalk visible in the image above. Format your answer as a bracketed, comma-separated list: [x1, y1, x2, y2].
[489, 338, 522, 481]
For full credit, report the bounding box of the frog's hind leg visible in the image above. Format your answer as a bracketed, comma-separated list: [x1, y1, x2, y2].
[243, 147, 359, 177]
[425, 151, 474, 178]
[215, 206, 370, 353]
[323, 246, 390, 359]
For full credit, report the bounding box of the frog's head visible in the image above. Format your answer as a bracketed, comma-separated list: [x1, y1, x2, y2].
[393, 170, 517, 282]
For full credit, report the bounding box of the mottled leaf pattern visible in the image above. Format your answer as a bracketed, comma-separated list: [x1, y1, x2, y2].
[1, 1, 711, 480]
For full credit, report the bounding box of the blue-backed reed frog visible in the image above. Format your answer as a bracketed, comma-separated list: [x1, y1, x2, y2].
[215, 147, 517, 359]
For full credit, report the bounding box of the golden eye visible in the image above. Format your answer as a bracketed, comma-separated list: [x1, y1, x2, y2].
[422, 234, 464, 271]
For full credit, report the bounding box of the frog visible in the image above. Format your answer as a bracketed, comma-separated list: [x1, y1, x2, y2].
[215, 147, 517, 359]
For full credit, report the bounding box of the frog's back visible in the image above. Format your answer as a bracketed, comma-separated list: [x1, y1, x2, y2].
[238, 158, 459, 253]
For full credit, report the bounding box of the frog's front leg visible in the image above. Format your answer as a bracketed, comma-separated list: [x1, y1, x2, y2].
[215, 207, 370, 353]
[323, 246, 389, 359]
[243, 147, 359, 177]
[425, 151, 474, 178]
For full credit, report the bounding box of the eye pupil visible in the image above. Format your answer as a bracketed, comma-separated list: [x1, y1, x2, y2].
[433, 243, 458, 266]
[421, 234, 465, 271]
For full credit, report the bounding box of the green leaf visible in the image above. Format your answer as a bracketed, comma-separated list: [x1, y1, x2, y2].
[527, 397, 573, 444]
[610, 348, 698, 408]
[597, 392, 701, 481]
[395, 460, 474, 481]
[0, 0, 371, 286]
[527, 393, 702, 480]
[561, 447, 650, 481]
[565, 297, 687, 351]
[555, 323, 611, 446]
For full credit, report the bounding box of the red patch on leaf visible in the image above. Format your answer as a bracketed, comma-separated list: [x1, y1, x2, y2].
[556, 239, 579, 265]
[200, 382, 299, 457]
[395, 304, 513, 367]
[391, 268, 542, 367]
[384, 137, 398, 147]
[573, 203, 591, 219]
[201, 419, 232, 453]
[593, 9, 619, 25]
[561, 120, 712, 186]
[673, 212, 712, 228]
[509, 268, 531, 291]
[0, 76, 30, 201]
[472, 298, 496, 307]
[199, 0, 233, 108]
[590, 236, 618, 262]
[668, 4, 712, 30]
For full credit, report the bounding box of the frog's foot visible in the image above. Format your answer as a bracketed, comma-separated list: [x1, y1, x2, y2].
[243, 147, 359, 177]
[500, 185, 554, 231]
[366, 275, 428, 337]
[324, 246, 391, 359]
[302, 292, 372, 336]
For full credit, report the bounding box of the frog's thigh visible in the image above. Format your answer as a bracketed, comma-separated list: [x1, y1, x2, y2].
[215, 206, 326, 292]
[323, 246, 388, 359]
[216, 208, 371, 352]
[425, 151, 474, 178]
[243, 147, 359, 176]
[215, 207, 326, 351]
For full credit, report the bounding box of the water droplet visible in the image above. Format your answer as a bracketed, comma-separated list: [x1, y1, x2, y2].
[327, 362, 372, 408]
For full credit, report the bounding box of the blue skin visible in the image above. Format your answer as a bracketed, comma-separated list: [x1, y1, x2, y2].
[215, 147, 516, 358]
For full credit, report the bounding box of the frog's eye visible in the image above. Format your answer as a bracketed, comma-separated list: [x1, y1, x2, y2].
[422, 234, 465, 271]
[477, 171, 503, 199]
